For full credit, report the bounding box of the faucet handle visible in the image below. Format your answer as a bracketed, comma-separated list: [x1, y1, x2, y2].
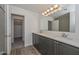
[62, 33, 68, 38]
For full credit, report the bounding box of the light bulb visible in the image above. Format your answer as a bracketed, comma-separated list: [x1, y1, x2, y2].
[44, 11, 47, 14]
[50, 7, 53, 10]
[47, 9, 50, 12]
[42, 13, 45, 15]
[54, 4, 59, 8]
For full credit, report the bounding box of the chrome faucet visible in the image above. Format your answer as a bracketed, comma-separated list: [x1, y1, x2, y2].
[62, 33, 68, 38]
[62, 33, 73, 40]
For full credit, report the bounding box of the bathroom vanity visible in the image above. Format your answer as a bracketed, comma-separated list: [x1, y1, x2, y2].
[32, 33, 79, 55]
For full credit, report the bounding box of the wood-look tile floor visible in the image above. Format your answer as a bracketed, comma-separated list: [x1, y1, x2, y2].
[12, 37, 24, 49]
[11, 46, 41, 55]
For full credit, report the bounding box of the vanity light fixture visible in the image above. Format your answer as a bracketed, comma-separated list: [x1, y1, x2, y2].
[42, 4, 61, 16]
[46, 13, 51, 16]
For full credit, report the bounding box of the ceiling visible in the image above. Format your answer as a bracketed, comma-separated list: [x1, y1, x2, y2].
[12, 4, 75, 18]
[12, 4, 54, 13]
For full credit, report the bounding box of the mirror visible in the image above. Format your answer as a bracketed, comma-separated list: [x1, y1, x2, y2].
[40, 4, 75, 32]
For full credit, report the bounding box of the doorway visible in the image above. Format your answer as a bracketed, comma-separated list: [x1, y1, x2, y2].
[48, 21, 52, 31]
[11, 14, 24, 49]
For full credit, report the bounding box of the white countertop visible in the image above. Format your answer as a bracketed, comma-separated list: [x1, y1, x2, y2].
[33, 33, 79, 48]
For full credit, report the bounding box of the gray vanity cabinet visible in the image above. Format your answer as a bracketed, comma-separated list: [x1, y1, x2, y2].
[32, 33, 79, 55]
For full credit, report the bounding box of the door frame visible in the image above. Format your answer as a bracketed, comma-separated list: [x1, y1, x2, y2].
[11, 14, 25, 46]
[7, 12, 26, 54]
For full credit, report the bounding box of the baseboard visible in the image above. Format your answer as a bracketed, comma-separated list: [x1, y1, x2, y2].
[24, 43, 33, 47]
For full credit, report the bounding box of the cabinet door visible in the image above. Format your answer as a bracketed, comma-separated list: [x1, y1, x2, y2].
[54, 41, 79, 55]
[35, 34, 39, 49]
[39, 35, 48, 54]
[32, 34, 39, 50]
[59, 43, 79, 55]
[39, 35, 55, 55]
[47, 39, 55, 55]
[54, 41, 61, 55]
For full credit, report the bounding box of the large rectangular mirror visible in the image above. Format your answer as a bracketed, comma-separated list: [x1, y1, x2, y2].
[40, 4, 75, 32]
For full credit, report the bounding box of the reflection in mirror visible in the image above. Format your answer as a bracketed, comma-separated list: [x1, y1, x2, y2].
[40, 4, 75, 32]
[53, 13, 70, 32]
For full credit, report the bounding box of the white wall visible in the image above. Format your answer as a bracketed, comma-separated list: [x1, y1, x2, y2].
[69, 5, 75, 32]
[9, 5, 40, 47]
[75, 4, 79, 41]
[70, 11, 75, 32]
[39, 16, 53, 31]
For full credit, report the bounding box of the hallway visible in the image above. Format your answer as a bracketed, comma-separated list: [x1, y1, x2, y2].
[12, 37, 24, 48]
